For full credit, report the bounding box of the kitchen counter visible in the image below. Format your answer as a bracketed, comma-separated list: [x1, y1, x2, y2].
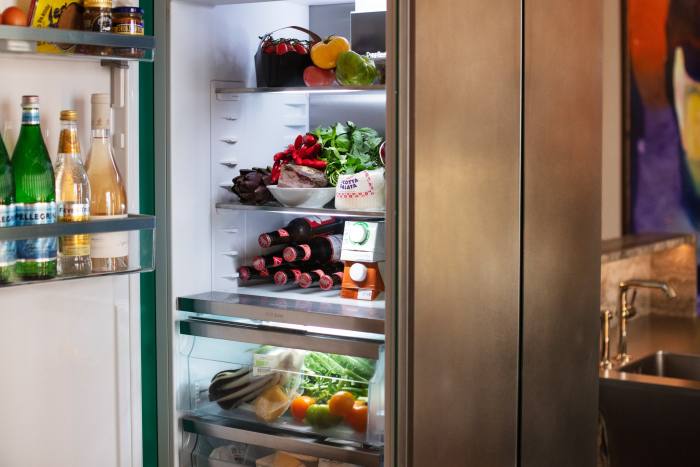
[601, 314, 700, 384]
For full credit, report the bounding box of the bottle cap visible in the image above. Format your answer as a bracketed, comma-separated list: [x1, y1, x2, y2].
[282, 247, 298, 263]
[349, 263, 368, 282]
[21, 95, 39, 107]
[85, 0, 112, 9]
[258, 234, 272, 248]
[60, 110, 78, 121]
[91, 93, 111, 129]
[274, 270, 288, 285]
[298, 273, 313, 288]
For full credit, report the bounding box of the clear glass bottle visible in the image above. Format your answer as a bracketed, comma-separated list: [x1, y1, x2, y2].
[55, 110, 91, 275]
[12, 95, 57, 280]
[85, 93, 128, 272]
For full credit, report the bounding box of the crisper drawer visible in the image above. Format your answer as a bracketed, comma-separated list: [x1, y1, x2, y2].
[179, 319, 385, 467]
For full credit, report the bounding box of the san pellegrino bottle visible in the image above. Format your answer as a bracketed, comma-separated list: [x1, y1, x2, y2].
[12, 95, 57, 280]
[85, 93, 128, 272]
[55, 110, 92, 275]
[0, 133, 16, 283]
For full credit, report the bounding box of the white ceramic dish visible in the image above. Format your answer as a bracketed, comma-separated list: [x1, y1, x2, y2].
[267, 186, 336, 208]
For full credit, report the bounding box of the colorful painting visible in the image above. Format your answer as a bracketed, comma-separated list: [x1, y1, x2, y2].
[626, 0, 700, 237]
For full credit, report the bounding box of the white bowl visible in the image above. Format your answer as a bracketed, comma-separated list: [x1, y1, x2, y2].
[267, 186, 336, 208]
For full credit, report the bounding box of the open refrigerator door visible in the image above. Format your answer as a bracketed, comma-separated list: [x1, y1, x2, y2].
[167, 1, 390, 466]
[0, 0, 156, 465]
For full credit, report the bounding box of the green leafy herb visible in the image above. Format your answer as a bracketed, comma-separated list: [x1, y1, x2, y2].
[300, 352, 377, 403]
[310, 121, 383, 186]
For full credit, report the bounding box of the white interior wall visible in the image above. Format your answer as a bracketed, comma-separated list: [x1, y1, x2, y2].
[601, 0, 622, 240]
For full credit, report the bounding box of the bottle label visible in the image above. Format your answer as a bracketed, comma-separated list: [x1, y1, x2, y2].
[327, 234, 343, 262]
[0, 204, 16, 267]
[305, 216, 335, 228]
[21, 108, 40, 125]
[15, 202, 57, 262]
[113, 22, 144, 35]
[58, 202, 90, 257]
[277, 229, 289, 238]
[90, 214, 129, 259]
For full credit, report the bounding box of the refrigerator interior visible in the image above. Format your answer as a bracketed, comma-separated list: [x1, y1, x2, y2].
[169, 0, 387, 465]
[0, 12, 144, 467]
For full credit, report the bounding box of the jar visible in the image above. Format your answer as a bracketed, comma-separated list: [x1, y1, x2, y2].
[112, 7, 145, 58]
[80, 0, 113, 55]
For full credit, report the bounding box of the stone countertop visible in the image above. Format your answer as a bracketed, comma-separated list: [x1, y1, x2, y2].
[601, 233, 695, 263]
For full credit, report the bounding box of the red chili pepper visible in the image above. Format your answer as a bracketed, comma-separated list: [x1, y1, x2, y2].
[294, 135, 303, 150]
[273, 152, 286, 161]
[299, 159, 327, 169]
[304, 134, 316, 146]
[310, 143, 322, 156]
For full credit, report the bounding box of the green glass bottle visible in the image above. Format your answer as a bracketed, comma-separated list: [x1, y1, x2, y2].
[0, 133, 15, 284]
[12, 95, 57, 280]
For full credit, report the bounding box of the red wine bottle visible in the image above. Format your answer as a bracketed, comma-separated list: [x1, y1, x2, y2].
[299, 262, 344, 289]
[258, 216, 344, 248]
[252, 250, 285, 271]
[282, 234, 343, 263]
[319, 271, 344, 290]
[238, 266, 270, 282]
[273, 263, 319, 286]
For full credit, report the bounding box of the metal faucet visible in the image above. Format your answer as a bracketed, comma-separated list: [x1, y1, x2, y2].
[600, 308, 614, 369]
[616, 280, 677, 364]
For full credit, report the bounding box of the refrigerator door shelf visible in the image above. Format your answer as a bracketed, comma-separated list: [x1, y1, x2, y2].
[179, 317, 383, 360]
[183, 414, 382, 467]
[0, 214, 155, 289]
[178, 291, 385, 335]
[0, 25, 155, 63]
[215, 201, 385, 219]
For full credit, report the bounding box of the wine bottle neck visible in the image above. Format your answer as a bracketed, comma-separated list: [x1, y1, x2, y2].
[21, 107, 40, 126]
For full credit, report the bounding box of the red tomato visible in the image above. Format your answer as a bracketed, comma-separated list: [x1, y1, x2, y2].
[290, 396, 315, 422]
[303, 66, 336, 87]
[293, 43, 308, 55]
[2, 7, 27, 26]
[345, 402, 368, 433]
[328, 391, 355, 417]
[276, 42, 290, 55]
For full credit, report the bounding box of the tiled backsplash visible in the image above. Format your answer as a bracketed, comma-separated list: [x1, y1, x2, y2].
[601, 234, 697, 319]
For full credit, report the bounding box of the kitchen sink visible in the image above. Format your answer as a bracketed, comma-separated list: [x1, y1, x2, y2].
[619, 351, 700, 381]
[600, 352, 700, 467]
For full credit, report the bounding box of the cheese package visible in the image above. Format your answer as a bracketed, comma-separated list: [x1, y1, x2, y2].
[29, 0, 83, 54]
[334, 168, 385, 211]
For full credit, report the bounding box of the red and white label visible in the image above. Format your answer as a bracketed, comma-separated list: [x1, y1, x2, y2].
[326, 235, 343, 262]
[300, 244, 312, 261]
[305, 216, 335, 228]
[277, 229, 290, 237]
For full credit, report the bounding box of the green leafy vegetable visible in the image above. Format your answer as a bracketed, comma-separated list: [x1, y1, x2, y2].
[300, 352, 377, 403]
[311, 121, 384, 186]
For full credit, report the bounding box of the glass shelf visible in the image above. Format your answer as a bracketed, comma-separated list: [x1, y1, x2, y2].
[0, 25, 155, 62]
[215, 85, 385, 96]
[215, 201, 385, 219]
[0, 214, 155, 288]
[178, 290, 385, 335]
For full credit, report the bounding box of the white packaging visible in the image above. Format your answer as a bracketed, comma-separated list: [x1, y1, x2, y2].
[334, 168, 385, 211]
[341, 221, 385, 262]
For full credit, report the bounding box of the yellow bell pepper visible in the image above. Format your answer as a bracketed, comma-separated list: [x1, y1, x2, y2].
[310, 36, 351, 70]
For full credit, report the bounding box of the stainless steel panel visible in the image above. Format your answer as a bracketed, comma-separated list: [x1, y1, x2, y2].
[183, 414, 382, 467]
[179, 318, 383, 359]
[177, 291, 385, 334]
[520, 0, 602, 465]
[351, 11, 386, 54]
[405, 0, 522, 465]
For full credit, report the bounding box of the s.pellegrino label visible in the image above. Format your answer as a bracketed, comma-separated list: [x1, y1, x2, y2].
[15, 202, 57, 263]
[0, 203, 16, 282]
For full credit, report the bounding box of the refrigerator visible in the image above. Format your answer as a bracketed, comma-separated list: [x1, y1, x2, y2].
[0, 0, 604, 466]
